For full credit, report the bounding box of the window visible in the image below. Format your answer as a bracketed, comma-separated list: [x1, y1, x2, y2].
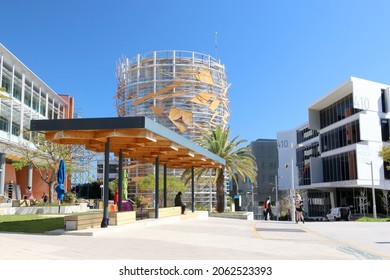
[40, 102, 46, 116]
[381, 89, 388, 113]
[32, 96, 39, 111]
[13, 82, 22, 101]
[381, 119, 390, 142]
[0, 116, 9, 132]
[323, 151, 357, 182]
[319, 94, 361, 129]
[11, 122, 19, 136]
[24, 90, 31, 106]
[1, 74, 11, 93]
[320, 120, 361, 152]
[384, 161, 390, 180]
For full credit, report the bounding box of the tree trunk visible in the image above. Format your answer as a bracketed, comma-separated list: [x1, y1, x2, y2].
[216, 168, 225, 213]
[49, 181, 56, 203]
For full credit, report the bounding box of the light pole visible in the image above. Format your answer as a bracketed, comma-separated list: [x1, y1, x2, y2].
[290, 156, 296, 223]
[367, 161, 377, 219]
[270, 176, 280, 221]
[251, 185, 258, 213]
[285, 144, 296, 223]
[274, 175, 279, 221]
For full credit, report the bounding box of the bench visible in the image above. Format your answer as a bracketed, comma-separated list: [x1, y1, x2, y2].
[108, 211, 136, 225]
[64, 213, 103, 230]
[12, 199, 38, 207]
[148, 206, 182, 218]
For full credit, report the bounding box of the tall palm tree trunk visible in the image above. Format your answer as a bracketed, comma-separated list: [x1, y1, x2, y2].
[216, 168, 225, 213]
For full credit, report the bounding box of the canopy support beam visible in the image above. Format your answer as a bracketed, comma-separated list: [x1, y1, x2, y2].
[191, 166, 195, 212]
[154, 156, 160, 219]
[118, 149, 123, 212]
[101, 138, 110, 228]
[163, 163, 167, 207]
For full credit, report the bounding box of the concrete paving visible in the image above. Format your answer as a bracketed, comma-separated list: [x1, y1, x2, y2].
[0, 212, 389, 260]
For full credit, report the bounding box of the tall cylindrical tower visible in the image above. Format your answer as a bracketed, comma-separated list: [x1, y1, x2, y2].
[115, 50, 230, 139]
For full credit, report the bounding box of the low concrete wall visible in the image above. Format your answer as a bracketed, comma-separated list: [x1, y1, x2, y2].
[209, 212, 254, 220]
[148, 207, 181, 218]
[0, 203, 89, 215]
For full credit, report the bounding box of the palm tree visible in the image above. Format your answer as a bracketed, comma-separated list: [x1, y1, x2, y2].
[182, 126, 257, 213]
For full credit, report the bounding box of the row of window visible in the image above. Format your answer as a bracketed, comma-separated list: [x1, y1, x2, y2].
[297, 126, 319, 144]
[320, 120, 360, 152]
[1, 65, 62, 119]
[0, 116, 19, 136]
[296, 143, 320, 186]
[322, 151, 357, 182]
[319, 94, 361, 129]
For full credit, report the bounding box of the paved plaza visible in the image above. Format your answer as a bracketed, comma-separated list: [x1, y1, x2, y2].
[0, 214, 389, 260]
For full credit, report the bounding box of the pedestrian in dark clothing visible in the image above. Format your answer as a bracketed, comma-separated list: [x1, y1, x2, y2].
[174, 191, 186, 214]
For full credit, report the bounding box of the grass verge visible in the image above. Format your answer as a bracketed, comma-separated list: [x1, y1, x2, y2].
[356, 216, 390, 222]
[0, 215, 64, 233]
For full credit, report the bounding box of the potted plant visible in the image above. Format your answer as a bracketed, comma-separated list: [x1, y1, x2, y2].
[134, 194, 147, 208]
[63, 192, 77, 204]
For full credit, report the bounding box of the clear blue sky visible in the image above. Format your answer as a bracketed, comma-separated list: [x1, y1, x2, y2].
[2, 0, 390, 142]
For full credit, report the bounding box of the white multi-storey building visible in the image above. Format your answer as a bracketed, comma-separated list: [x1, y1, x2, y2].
[0, 43, 73, 199]
[277, 77, 390, 218]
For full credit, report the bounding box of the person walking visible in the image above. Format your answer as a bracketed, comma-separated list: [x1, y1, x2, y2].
[263, 200, 267, 220]
[266, 196, 272, 220]
[295, 194, 305, 223]
[25, 186, 33, 199]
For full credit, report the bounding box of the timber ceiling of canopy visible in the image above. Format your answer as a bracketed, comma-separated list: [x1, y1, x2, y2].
[30, 116, 225, 169]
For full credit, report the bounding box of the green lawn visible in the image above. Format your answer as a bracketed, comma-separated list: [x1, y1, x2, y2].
[356, 216, 390, 222]
[0, 215, 64, 233]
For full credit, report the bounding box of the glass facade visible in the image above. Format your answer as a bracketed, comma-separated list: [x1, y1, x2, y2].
[297, 125, 319, 144]
[297, 143, 320, 186]
[307, 190, 331, 218]
[0, 43, 75, 200]
[319, 94, 361, 129]
[320, 120, 361, 152]
[322, 150, 357, 182]
[0, 44, 69, 140]
[249, 139, 278, 202]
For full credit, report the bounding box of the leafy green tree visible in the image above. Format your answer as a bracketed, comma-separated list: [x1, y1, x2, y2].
[136, 174, 187, 206]
[10, 131, 97, 203]
[379, 146, 390, 163]
[182, 126, 257, 213]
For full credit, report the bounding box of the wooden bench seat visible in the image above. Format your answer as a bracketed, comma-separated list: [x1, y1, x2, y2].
[108, 211, 136, 225]
[64, 213, 103, 230]
[148, 206, 181, 218]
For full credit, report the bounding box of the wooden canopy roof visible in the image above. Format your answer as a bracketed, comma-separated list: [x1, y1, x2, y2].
[30, 116, 225, 169]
